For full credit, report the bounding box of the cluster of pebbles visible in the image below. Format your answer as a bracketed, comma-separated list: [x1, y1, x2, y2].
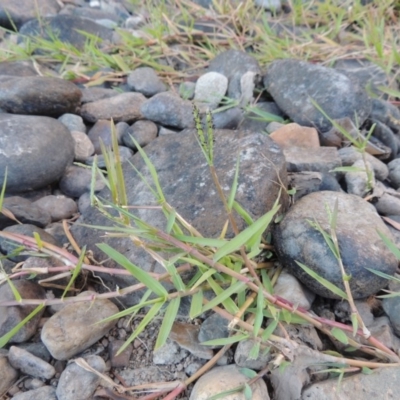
[1, 0, 400, 399]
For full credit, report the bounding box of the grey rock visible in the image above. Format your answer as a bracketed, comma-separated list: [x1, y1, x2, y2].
[70, 131, 95, 162]
[194, 72, 228, 109]
[127, 67, 167, 96]
[17, 342, 52, 363]
[338, 146, 389, 181]
[241, 101, 285, 133]
[375, 192, 400, 216]
[274, 269, 315, 310]
[81, 87, 120, 104]
[122, 120, 158, 149]
[12, 386, 57, 400]
[283, 146, 341, 174]
[345, 159, 375, 197]
[140, 91, 195, 129]
[208, 50, 261, 101]
[212, 107, 243, 129]
[234, 338, 273, 370]
[153, 338, 188, 365]
[370, 119, 398, 160]
[198, 314, 229, 349]
[71, 129, 288, 307]
[263, 59, 372, 131]
[383, 276, 400, 336]
[0, 76, 81, 117]
[56, 355, 106, 400]
[77, 192, 92, 214]
[41, 291, 119, 360]
[0, 196, 51, 229]
[59, 165, 105, 198]
[370, 98, 400, 135]
[19, 15, 114, 50]
[24, 378, 45, 390]
[179, 81, 196, 100]
[85, 146, 133, 168]
[388, 158, 400, 189]
[0, 355, 18, 395]
[274, 191, 397, 299]
[0, 0, 60, 29]
[58, 113, 86, 133]
[0, 224, 58, 262]
[0, 61, 38, 77]
[81, 92, 146, 123]
[190, 365, 270, 400]
[33, 195, 78, 222]
[44, 223, 69, 247]
[108, 340, 132, 368]
[0, 280, 46, 343]
[302, 366, 400, 400]
[88, 119, 124, 154]
[0, 114, 75, 193]
[8, 346, 55, 380]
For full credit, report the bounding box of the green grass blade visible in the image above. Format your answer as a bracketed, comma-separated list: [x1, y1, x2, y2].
[213, 203, 280, 262]
[201, 333, 249, 346]
[62, 246, 85, 299]
[207, 276, 239, 314]
[5, 276, 21, 302]
[261, 319, 278, 341]
[377, 230, 400, 260]
[165, 209, 176, 234]
[253, 287, 264, 338]
[155, 297, 180, 350]
[202, 280, 246, 314]
[97, 243, 168, 298]
[232, 201, 254, 225]
[227, 156, 240, 211]
[296, 261, 348, 299]
[331, 327, 349, 345]
[190, 289, 203, 319]
[173, 235, 227, 248]
[117, 300, 164, 355]
[190, 268, 217, 290]
[0, 304, 45, 347]
[0, 166, 7, 212]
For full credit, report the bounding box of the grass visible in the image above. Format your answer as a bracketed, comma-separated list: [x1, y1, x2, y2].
[0, 0, 400, 398]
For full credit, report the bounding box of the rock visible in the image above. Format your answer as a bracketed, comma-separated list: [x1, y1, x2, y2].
[370, 119, 398, 160]
[17, 341, 52, 363]
[122, 120, 158, 149]
[153, 338, 188, 365]
[333, 58, 391, 98]
[179, 81, 196, 100]
[0, 196, 51, 229]
[194, 72, 228, 110]
[81, 92, 146, 123]
[338, 146, 389, 181]
[283, 146, 341, 174]
[108, 340, 132, 368]
[319, 117, 359, 147]
[169, 322, 213, 360]
[56, 355, 106, 400]
[8, 346, 55, 380]
[58, 113, 87, 133]
[19, 15, 114, 50]
[0, 76, 81, 117]
[0, 61, 38, 77]
[0, 0, 60, 29]
[208, 50, 261, 102]
[255, 0, 282, 11]
[0, 280, 46, 343]
[270, 123, 320, 148]
[274, 191, 397, 299]
[0, 355, 18, 395]
[70, 131, 95, 162]
[0, 114, 75, 193]
[12, 386, 57, 400]
[85, 146, 133, 168]
[127, 67, 167, 96]
[374, 192, 400, 216]
[212, 107, 243, 130]
[81, 87, 119, 103]
[71, 129, 288, 307]
[234, 338, 273, 370]
[274, 269, 315, 310]
[383, 276, 400, 336]
[345, 159, 375, 197]
[302, 366, 400, 400]
[388, 158, 400, 189]
[118, 366, 184, 387]
[88, 119, 124, 154]
[24, 378, 45, 390]
[41, 291, 119, 360]
[33, 195, 78, 222]
[59, 165, 105, 198]
[140, 91, 195, 129]
[241, 101, 285, 133]
[370, 98, 400, 135]
[198, 313, 229, 348]
[263, 59, 372, 132]
[189, 364, 270, 400]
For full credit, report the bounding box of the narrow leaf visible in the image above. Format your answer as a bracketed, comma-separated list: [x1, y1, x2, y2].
[228, 156, 240, 211]
[243, 383, 252, 400]
[62, 245, 85, 299]
[331, 327, 349, 345]
[155, 297, 180, 350]
[201, 333, 249, 346]
[377, 230, 400, 260]
[261, 319, 278, 341]
[189, 289, 203, 319]
[202, 281, 245, 314]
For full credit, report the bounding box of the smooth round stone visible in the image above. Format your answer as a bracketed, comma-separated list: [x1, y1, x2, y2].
[70, 131, 95, 162]
[274, 191, 397, 299]
[0, 76, 81, 117]
[33, 195, 78, 222]
[0, 114, 74, 193]
[194, 72, 228, 110]
[127, 67, 167, 97]
[122, 120, 158, 149]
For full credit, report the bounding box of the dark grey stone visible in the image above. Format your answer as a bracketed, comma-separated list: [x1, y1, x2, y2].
[19, 15, 114, 50]
[263, 59, 372, 132]
[240, 101, 285, 133]
[71, 129, 288, 307]
[369, 119, 398, 160]
[122, 120, 158, 149]
[274, 191, 397, 299]
[0, 61, 38, 77]
[58, 113, 87, 133]
[0, 114, 74, 193]
[12, 386, 57, 400]
[198, 313, 229, 348]
[370, 98, 400, 135]
[127, 67, 167, 97]
[0, 76, 81, 117]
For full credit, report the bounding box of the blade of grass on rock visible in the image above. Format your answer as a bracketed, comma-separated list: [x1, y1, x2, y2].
[377, 230, 400, 260]
[227, 156, 240, 211]
[206, 276, 239, 315]
[190, 289, 203, 319]
[253, 287, 264, 338]
[296, 261, 348, 299]
[155, 297, 180, 350]
[213, 203, 280, 262]
[97, 243, 168, 298]
[62, 245, 85, 299]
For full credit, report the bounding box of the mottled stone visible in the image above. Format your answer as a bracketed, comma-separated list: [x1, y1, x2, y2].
[270, 123, 320, 148]
[33, 195, 78, 222]
[122, 120, 158, 149]
[194, 72, 228, 109]
[0, 355, 18, 395]
[274, 191, 397, 299]
[12, 386, 57, 400]
[127, 67, 167, 96]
